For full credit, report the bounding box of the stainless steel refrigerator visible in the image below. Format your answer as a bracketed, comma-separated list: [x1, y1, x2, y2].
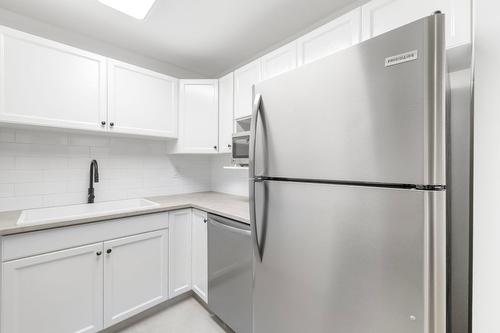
[250, 13, 447, 333]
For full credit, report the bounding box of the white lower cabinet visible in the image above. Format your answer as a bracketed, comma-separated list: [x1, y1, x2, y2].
[103, 230, 169, 328]
[1, 243, 104, 333]
[168, 209, 209, 303]
[0, 209, 211, 333]
[168, 209, 193, 297]
[191, 209, 208, 303]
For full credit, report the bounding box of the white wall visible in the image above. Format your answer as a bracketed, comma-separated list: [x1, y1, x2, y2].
[0, 127, 211, 212]
[472, 0, 500, 332]
[210, 155, 249, 197]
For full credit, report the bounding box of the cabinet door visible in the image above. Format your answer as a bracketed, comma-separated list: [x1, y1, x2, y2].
[107, 59, 178, 138]
[0, 27, 107, 132]
[234, 59, 261, 119]
[1, 243, 104, 333]
[191, 209, 208, 303]
[173, 79, 219, 153]
[169, 209, 192, 297]
[261, 42, 298, 80]
[218, 73, 234, 153]
[297, 8, 361, 66]
[361, 0, 471, 49]
[103, 229, 168, 328]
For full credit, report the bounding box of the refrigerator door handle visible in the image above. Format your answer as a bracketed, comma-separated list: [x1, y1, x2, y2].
[250, 93, 263, 262]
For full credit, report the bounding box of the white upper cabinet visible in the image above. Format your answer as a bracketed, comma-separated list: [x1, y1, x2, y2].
[297, 8, 362, 66]
[170, 80, 219, 154]
[0, 26, 107, 132]
[107, 59, 178, 138]
[103, 230, 168, 328]
[2, 243, 104, 333]
[191, 209, 208, 303]
[261, 42, 298, 80]
[234, 59, 262, 119]
[361, 0, 471, 49]
[218, 72, 234, 153]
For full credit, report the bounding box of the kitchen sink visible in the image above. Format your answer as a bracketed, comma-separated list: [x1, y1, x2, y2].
[17, 198, 159, 225]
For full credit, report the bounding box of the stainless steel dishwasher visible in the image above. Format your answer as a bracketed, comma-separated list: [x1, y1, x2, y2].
[207, 213, 252, 333]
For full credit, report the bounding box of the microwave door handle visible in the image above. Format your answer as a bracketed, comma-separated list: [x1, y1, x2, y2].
[250, 93, 263, 262]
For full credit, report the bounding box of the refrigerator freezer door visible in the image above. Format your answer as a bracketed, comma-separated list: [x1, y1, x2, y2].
[253, 14, 445, 186]
[252, 180, 446, 333]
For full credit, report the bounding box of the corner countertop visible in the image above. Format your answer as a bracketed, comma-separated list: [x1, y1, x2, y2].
[0, 192, 250, 236]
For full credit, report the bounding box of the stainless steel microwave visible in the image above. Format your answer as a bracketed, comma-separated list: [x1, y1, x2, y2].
[232, 131, 250, 165]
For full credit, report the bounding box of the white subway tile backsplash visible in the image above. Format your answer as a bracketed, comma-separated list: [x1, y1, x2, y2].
[68, 157, 92, 169]
[0, 127, 212, 212]
[0, 157, 15, 170]
[66, 180, 88, 193]
[0, 128, 15, 143]
[0, 170, 43, 184]
[68, 134, 109, 147]
[15, 156, 69, 170]
[0, 184, 14, 198]
[0, 196, 43, 211]
[15, 182, 67, 196]
[42, 192, 87, 207]
[210, 155, 249, 197]
[43, 169, 70, 182]
[15, 130, 69, 145]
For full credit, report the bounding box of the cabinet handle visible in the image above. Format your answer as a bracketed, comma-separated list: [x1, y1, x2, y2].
[100, 121, 106, 126]
[96, 251, 102, 256]
[109, 122, 115, 127]
[106, 249, 112, 254]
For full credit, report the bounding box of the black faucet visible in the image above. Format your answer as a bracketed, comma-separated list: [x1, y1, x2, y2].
[88, 160, 99, 203]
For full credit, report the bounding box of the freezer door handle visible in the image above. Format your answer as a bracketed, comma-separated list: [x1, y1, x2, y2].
[250, 93, 263, 262]
[249, 93, 262, 181]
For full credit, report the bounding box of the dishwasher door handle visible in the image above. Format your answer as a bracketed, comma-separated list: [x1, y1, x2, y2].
[208, 219, 251, 236]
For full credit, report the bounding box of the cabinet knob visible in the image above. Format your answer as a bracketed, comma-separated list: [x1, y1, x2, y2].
[96, 251, 102, 256]
[213, 146, 217, 150]
[109, 122, 115, 127]
[203, 218, 208, 223]
[100, 121, 106, 126]
[106, 249, 112, 254]
[227, 144, 232, 148]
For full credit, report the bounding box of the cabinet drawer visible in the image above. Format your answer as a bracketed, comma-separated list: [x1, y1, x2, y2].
[2, 212, 169, 261]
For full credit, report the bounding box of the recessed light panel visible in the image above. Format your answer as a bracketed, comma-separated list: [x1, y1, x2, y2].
[98, 0, 157, 20]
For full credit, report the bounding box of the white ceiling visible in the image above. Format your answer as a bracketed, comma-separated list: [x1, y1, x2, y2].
[0, 0, 362, 77]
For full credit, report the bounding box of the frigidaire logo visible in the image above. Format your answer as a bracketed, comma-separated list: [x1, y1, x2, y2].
[385, 50, 418, 67]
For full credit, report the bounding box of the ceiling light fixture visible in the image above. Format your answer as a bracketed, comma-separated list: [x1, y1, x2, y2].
[98, 0, 157, 20]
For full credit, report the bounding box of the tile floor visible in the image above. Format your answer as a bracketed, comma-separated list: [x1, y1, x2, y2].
[116, 297, 228, 333]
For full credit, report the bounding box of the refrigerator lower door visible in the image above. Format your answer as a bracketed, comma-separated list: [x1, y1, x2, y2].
[252, 180, 445, 333]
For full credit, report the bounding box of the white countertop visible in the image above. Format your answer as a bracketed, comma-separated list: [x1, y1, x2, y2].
[0, 192, 249, 236]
